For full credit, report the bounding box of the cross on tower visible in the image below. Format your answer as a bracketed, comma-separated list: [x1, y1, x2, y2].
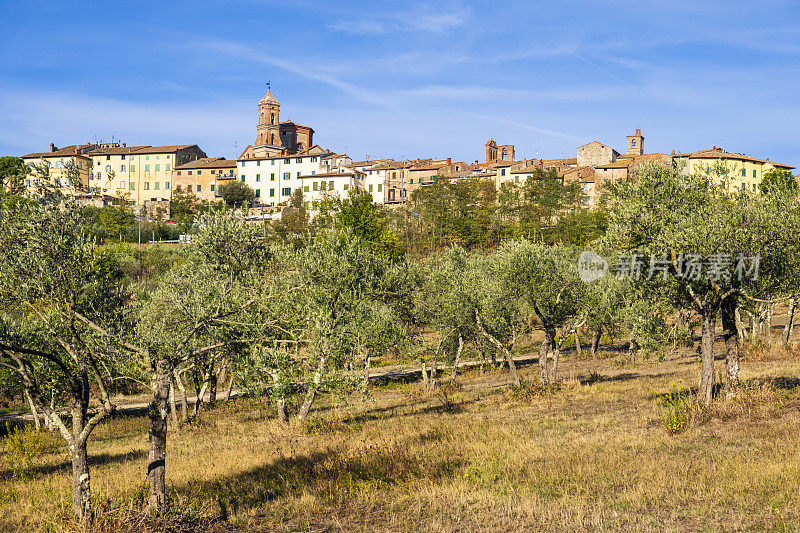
[266, 80, 271, 92]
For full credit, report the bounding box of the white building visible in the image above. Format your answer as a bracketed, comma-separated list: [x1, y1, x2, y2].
[237, 152, 327, 206]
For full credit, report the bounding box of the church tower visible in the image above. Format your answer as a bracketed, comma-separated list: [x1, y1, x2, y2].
[627, 128, 644, 156]
[255, 89, 282, 151]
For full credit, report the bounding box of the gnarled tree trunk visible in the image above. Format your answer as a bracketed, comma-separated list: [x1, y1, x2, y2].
[783, 298, 796, 346]
[698, 311, 716, 405]
[298, 356, 327, 424]
[451, 335, 463, 379]
[147, 353, 170, 512]
[475, 310, 520, 387]
[70, 402, 92, 523]
[721, 298, 740, 398]
[590, 327, 602, 357]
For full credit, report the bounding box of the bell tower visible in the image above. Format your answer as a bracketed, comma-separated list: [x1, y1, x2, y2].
[255, 88, 281, 149]
[627, 128, 644, 156]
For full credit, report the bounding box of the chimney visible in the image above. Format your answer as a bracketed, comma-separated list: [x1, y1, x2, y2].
[447, 157, 451, 164]
[671, 150, 676, 156]
[50, 142, 56, 153]
[122, 142, 126, 147]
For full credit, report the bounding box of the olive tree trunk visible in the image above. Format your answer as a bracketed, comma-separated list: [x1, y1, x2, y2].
[721, 298, 740, 398]
[451, 335, 463, 379]
[147, 353, 171, 512]
[590, 327, 602, 357]
[783, 298, 796, 346]
[698, 311, 716, 405]
[298, 356, 327, 424]
[70, 402, 92, 523]
[475, 310, 520, 387]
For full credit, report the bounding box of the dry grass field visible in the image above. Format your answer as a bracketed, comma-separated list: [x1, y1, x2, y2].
[3, 343, 800, 532]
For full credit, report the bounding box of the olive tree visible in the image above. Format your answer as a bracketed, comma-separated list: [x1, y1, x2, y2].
[0, 202, 124, 522]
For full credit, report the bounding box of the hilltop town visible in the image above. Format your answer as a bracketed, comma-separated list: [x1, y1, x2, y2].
[16, 89, 796, 220]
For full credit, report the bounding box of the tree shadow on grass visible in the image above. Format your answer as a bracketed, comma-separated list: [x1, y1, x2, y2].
[0, 448, 146, 479]
[176, 429, 464, 521]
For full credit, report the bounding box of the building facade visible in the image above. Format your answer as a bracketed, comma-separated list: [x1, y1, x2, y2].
[174, 157, 238, 202]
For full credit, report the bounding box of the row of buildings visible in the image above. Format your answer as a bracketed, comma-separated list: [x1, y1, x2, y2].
[18, 89, 796, 216]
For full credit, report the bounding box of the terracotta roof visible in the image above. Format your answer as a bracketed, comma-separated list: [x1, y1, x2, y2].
[541, 157, 577, 166]
[559, 166, 596, 182]
[22, 143, 97, 158]
[511, 166, 540, 174]
[133, 145, 197, 154]
[680, 147, 794, 169]
[279, 120, 314, 132]
[88, 145, 142, 155]
[175, 157, 237, 170]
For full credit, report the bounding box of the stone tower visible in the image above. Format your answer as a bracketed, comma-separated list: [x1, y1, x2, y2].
[627, 128, 644, 156]
[255, 90, 281, 149]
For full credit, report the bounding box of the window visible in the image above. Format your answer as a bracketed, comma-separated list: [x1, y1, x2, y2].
[241, 176, 245, 182]
[106, 155, 111, 160]
[282, 187, 291, 196]
[210, 184, 215, 192]
[311, 157, 317, 162]
[120, 165, 126, 172]
[131, 165, 135, 172]
[741, 168, 747, 177]
[105, 165, 111, 172]
[501, 169, 506, 176]
[311, 170, 316, 175]
[120, 181, 126, 189]
[631, 139, 637, 148]
[284, 158, 290, 164]
[165, 182, 170, 189]
[188, 171, 192, 175]
[283, 172, 290, 180]
[145, 164, 150, 172]
[255, 189, 260, 198]
[96, 172, 101, 178]
[344, 183, 349, 190]
[270, 173, 275, 181]
[753, 170, 757, 178]
[329, 181, 334, 190]
[146, 156, 150, 160]
[129, 182, 135, 191]
[121, 155, 126, 160]
[156, 155, 160, 159]
[155, 164, 160, 171]
[152, 181, 158, 190]
[296, 172, 301, 178]
[197, 184, 202, 192]
[240, 161, 245, 167]
[166, 164, 170, 171]
[257, 160, 261, 166]
[269, 188, 275, 197]
[410, 178, 414, 184]
[378, 184, 383, 192]
[296, 158, 302, 163]
[369, 184, 374, 192]
[753, 184, 757, 191]
[177, 171, 182, 176]
[144, 182, 150, 190]
[313, 182, 318, 191]
[304, 185, 309, 192]
[256, 174, 261, 182]
[271, 160, 275, 165]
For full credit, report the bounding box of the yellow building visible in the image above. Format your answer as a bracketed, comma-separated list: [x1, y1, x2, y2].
[21, 143, 97, 194]
[174, 157, 237, 203]
[675, 147, 794, 192]
[89, 143, 207, 205]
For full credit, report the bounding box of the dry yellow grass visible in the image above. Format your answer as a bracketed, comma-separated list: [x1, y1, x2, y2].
[3, 352, 800, 532]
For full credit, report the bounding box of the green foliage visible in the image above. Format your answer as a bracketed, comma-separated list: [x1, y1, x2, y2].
[219, 180, 255, 208]
[759, 169, 798, 196]
[657, 384, 693, 434]
[0, 156, 27, 194]
[335, 189, 404, 261]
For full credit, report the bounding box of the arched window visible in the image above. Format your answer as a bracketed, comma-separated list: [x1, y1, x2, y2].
[270, 113, 275, 125]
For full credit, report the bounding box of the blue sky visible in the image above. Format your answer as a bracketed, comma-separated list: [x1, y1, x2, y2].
[2, 0, 800, 167]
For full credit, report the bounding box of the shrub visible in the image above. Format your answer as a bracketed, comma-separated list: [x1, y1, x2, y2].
[3, 423, 59, 478]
